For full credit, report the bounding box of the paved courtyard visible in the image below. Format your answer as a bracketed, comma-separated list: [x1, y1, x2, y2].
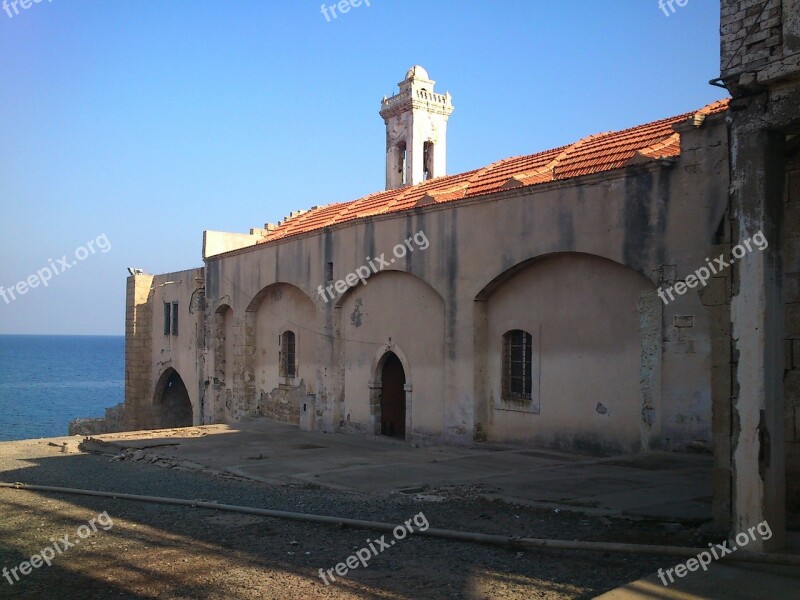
[85, 419, 714, 522]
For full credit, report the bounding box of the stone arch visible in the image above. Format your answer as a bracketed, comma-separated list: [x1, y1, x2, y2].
[475, 252, 658, 301]
[152, 367, 193, 429]
[243, 282, 317, 423]
[337, 269, 444, 442]
[333, 267, 446, 310]
[368, 341, 414, 389]
[474, 251, 663, 454]
[367, 344, 413, 437]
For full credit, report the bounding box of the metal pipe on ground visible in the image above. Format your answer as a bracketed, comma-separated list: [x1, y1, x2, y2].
[2, 481, 799, 567]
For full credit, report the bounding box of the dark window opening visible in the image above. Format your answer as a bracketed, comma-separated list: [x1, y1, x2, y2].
[326, 262, 334, 282]
[171, 302, 179, 336]
[423, 141, 434, 180]
[163, 303, 171, 336]
[397, 141, 407, 185]
[280, 330, 296, 378]
[503, 330, 532, 401]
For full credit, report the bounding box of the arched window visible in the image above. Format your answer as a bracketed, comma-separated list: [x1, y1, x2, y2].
[503, 330, 532, 401]
[280, 330, 296, 378]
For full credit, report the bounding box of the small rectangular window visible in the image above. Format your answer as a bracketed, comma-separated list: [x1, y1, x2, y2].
[280, 331, 296, 378]
[171, 302, 179, 336]
[287, 335, 295, 378]
[503, 329, 532, 401]
[163, 303, 171, 336]
[326, 262, 334, 282]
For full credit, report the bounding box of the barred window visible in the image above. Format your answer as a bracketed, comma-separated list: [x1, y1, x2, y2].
[280, 331, 296, 378]
[502, 330, 532, 401]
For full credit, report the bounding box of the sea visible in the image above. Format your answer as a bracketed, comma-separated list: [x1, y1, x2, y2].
[0, 335, 124, 442]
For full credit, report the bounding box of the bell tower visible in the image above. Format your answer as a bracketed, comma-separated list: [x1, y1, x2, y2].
[379, 66, 454, 190]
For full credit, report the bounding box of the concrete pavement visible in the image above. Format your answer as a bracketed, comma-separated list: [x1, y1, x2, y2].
[30, 418, 800, 598]
[84, 418, 712, 522]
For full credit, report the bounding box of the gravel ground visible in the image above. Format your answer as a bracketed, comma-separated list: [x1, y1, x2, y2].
[0, 438, 718, 599]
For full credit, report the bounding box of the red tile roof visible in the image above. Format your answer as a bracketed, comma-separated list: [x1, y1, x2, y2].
[260, 99, 729, 244]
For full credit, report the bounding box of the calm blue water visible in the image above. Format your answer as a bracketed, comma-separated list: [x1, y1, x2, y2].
[0, 335, 124, 441]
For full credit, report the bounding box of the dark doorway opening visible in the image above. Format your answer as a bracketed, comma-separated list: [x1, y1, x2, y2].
[156, 369, 193, 428]
[380, 352, 406, 439]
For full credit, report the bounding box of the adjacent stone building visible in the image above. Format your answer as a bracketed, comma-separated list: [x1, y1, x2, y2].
[122, 0, 799, 549]
[715, 0, 800, 550]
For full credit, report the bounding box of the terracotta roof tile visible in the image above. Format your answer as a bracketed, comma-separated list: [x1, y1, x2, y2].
[258, 99, 729, 244]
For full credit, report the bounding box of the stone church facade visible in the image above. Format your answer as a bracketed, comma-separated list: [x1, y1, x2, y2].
[123, 0, 799, 546]
[126, 64, 732, 454]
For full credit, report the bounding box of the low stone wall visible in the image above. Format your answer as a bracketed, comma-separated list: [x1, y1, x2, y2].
[68, 403, 126, 436]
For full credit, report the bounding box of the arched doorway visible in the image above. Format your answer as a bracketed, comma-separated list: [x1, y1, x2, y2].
[381, 352, 406, 439]
[154, 368, 193, 428]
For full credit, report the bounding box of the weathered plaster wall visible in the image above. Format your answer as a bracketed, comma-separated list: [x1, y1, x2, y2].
[135, 268, 205, 429]
[783, 148, 800, 514]
[484, 253, 657, 455]
[210, 305, 234, 423]
[203, 230, 265, 259]
[251, 283, 317, 425]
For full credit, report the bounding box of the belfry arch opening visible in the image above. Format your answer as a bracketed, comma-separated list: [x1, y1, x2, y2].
[397, 141, 408, 185]
[423, 141, 434, 180]
[154, 368, 192, 429]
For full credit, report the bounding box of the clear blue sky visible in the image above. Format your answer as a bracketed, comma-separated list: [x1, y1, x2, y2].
[0, 0, 726, 335]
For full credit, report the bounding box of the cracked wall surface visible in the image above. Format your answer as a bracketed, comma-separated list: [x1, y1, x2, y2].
[720, 0, 800, 551]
